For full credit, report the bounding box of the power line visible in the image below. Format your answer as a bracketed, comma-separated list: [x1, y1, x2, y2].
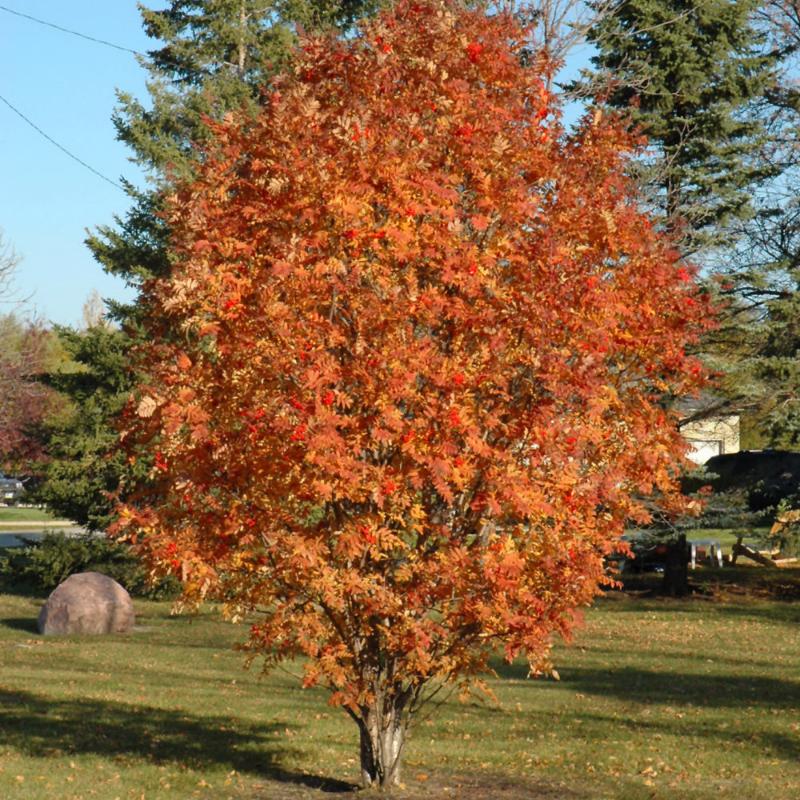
[0, 4, 142, 56]
[0, 92, 124, 192]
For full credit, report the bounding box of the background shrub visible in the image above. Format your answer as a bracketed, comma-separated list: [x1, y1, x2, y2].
[0, 533, 179, 598]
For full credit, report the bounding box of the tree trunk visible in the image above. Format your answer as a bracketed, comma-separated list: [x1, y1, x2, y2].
[662, 533, 689, 597]
[237, 0, 247, 77]
[358, 700, 407, 788]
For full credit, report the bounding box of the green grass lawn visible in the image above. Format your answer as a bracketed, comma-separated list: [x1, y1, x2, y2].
[0, 575, 798, 800]
[0, 507, 60, 524]
[683, 528, 770, 555]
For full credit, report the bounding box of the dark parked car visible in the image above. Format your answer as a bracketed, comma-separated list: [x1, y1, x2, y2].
[615, 532, 671, 573]
[0, 474, 25, 504]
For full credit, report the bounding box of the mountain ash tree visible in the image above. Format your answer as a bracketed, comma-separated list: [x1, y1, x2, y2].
[117, 0, 709, 785]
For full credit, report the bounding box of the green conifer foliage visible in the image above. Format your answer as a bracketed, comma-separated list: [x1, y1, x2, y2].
[90, 0, 381, 288]
[585, 0, 777, 256]
[35, 327, 136, 531]
[697, 2, 800, 446]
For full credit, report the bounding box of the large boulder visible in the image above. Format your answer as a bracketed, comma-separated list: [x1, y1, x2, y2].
[38, 572, 135, 635]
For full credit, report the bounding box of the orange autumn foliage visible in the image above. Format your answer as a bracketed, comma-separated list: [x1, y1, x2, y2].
[116, 0, 710, 785]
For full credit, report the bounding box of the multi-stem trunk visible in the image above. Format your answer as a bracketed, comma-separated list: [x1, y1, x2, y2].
[357, 694, 411, 788]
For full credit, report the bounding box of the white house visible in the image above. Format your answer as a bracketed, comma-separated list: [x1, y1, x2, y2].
[678, 395, 740, 465]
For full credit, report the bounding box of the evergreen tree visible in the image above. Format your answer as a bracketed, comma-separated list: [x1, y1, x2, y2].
[91, 0, 382, 293]
[34, 327, 135, 531]
[699, 1, 800, 446]
[584, 0, 777, 257]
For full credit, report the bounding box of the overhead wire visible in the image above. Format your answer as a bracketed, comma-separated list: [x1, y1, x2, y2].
[0, 4, 142, 55]
[0, 5, 138, 191]
[0, 92, 125, 192]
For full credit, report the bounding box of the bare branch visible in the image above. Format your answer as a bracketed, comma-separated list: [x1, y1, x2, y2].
[0, 229, 20, 304]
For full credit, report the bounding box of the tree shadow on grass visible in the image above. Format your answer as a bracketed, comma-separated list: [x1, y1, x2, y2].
[709, 601, 800, 625]
[493, 661, 800, 712]
[547, 642, 792, 670]
[0, 687, 355, 793]
[573, 665, 800, 711]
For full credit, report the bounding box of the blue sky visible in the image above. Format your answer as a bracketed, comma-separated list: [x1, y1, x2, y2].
[0, 2, 155, 326]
